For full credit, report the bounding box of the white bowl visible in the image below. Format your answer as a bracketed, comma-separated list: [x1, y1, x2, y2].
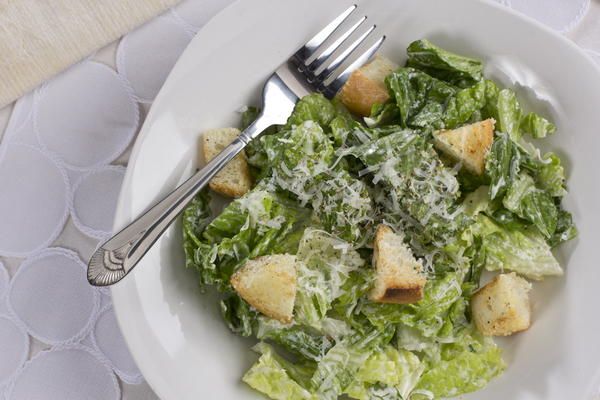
[111, 0, 600, 398]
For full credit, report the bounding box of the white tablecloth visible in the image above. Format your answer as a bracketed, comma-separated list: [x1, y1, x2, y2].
[0, 0, 598, 398]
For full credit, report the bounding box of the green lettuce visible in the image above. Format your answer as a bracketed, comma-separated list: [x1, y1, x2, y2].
[362, 272, 464, 337]
[486, 133, 567, 239]
[486, 133, 567, 200]
[294, 229, 365, 329]
[503, 173, 558, 238]
[549, 209, 577, 247]
[245, 94, 352, 177]
[242, 107, 280, 178]
[256, 318, 333, 361]
[486, 132, 521, 200]
[415, 333, 505, 398]
[243, 343, 316, 400]
[384, 67, 496, 132]
[330, 268, 373, 324]
[482, 83, 555, 140]
[443, 79, 487, 129]
[220, 294, 256, 337]
[310, 169, 375, 243]
[473, 215, 562, 279]
[310, 327, 396, 399]
[193, 188, 311, 291]
[520, 112, 556, 138]
[406, 39, 483, 86]
[182, 190, 212, 272]
[526, 152, 567, 197]
[268, 111, 374, 242]
[348, 129, 465, 248]
[365, 102, 400, 129]
[462, 185, 493, 217]
[271, 121, 334, 187]
[344, 346, 424, 400]
[285, 94, 351, 135]
[385, 68, 456, 129]
[496, 89, 522, 140]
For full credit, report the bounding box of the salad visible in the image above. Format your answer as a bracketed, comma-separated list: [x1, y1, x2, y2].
[182, 39, 576, 399]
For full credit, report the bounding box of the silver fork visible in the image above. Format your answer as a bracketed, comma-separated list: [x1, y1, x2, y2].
[87, 5, 385, 286]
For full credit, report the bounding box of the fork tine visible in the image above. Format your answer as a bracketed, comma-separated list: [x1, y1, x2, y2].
[317, 25, 377, 83]
[305, 16, 367, 73]
[293, 5, 357, 63]
[323, 35, 386, 97]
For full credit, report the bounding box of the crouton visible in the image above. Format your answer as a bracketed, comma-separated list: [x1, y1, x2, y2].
[339, 55, 398, 116]
[230, 254, 297, 323]
[202, 128, 252, 198]
[370, 225, 426, 304]
[471, 272, 532, 336]
[433, 119, 495, 176]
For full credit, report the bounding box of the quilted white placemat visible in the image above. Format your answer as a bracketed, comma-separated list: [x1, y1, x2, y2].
[0, 0, 181, 108]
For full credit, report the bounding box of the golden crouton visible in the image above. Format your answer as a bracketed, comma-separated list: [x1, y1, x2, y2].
[202, 128, 252, 198]
[471, 272, 532, 336]
[339, 55, 398, 116]
[230, 254, 297, 323]
[433, 119, 495, 175]
[370, 225, 426, 304]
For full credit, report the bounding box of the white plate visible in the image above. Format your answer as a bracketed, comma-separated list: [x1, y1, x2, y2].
[111, 0, 600, 398]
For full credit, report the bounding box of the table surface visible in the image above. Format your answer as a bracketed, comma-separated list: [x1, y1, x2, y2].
[0, 0, 598, 399]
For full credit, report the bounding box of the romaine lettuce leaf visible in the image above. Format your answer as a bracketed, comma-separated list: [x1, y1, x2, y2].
[256, 318, 333, 361]
[384, 65, 493, 131]
[220, 294, 257, 337]
[406, 39, 483, 87]
[528, 152, 567, 197]
[414, 333, 505, 398]
[294, 229, 365, 329]
[331, 268, 373, 323]
[520, 112, 556, 138]
[363, 299, 501, 399]
[344, 346, 424, 400]
[486, 132, 521, 200]
[310, 326, 395, 399]
[310, 169, 375, 243]
[362, 272, 463, 337]
[443, 79, 487, 128]
[271, 121, 335, 187]
[285, 93, 355, 146]
[496, 89, 523, 140]
[193, 188, 310, 291]
[486, 135, 572, 243]
[286, 93, 338, 131]
[241, 107, 281, 178]
[243, 343, 317, 400]
[473, 215, 562, 279]
[245, 94, 352, 178]
[182, 190, 212, 271]
[263, 117, 375, 243]
[503, 173, 558, 238]
[462, 185, 492, 217]
[549, 209, 577, 247]
[365, 102, 400, 129]
[482, 83, 555, 140]
[348, 129, 465, 249]
[385, 68, 456, 129]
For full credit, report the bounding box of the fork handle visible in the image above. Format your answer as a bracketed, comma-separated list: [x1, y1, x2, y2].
[87, 115, 273, 286]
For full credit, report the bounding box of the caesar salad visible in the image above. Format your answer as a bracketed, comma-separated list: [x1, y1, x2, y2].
[182, 39, 576, 399]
